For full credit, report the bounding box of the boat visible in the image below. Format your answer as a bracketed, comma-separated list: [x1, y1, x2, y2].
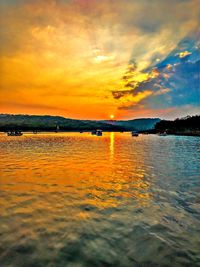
[96, 129, 103, 136]
[159, 131, 167, 136]
[55, 125, 59, 133]
[7, 131, 23, 136]
[131, 131, 139, 137]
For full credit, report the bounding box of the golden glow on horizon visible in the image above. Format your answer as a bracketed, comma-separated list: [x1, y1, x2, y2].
[0, 0, 199, 119]
[110, 114, 115, 119]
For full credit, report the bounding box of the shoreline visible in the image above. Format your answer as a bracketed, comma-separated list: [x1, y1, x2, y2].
[1, 130, 199, 137]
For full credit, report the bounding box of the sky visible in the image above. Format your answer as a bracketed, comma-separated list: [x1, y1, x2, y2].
[0, 0, 199, 120]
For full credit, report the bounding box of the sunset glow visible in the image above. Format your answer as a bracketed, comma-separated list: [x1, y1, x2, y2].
[0, 0, 199, 119]
[110, 114, 114, 120]
[0, 2, 199, 265]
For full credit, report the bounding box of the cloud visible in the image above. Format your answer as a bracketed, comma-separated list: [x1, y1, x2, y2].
[0, 100, 69, 114]
[117, 90, 153, 110]
[0, 0, 199, 119]
[177, 51, 192, 58]
[113, 33, 200, 115]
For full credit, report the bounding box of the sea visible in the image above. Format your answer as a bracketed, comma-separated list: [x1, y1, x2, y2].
[0, 132, 200, 266]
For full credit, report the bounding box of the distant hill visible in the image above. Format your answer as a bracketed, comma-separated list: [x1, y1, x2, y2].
[102, 118, 160, 131]
[155, 115, 200, 136]
[0, 114, 160, 132]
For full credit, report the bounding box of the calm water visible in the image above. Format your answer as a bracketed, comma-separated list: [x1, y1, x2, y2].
[0, 132, 200, 267]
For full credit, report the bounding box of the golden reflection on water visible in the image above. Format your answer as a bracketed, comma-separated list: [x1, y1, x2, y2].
[1, 133, 200, 266]
[0, 132, 151, 210]
[109, 132, 115, 160]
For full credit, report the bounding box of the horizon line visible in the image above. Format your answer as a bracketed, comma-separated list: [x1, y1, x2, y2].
[0, 112, 199, 121]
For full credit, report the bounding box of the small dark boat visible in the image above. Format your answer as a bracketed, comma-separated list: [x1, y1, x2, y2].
[55, 125, 59, 133]
[96, 130, 103, 136]
[131, 131, 139, 137]
[7, 131, 23, 136]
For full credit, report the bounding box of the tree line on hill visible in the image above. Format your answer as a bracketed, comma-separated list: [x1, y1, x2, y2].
[0, 114, 199, 135]
[0, 114, 159, 132]
[155, 115, 200, 135]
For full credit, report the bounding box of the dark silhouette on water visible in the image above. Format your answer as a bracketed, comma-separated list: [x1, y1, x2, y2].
[7, 130, 23, 136]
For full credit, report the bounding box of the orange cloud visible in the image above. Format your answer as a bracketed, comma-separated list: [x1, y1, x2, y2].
[118, 90, 153, 109]
[0, 0, 199, 119]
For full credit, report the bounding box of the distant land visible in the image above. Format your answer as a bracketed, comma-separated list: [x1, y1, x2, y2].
[0, 114, 199, 136]
[0, 114, 160, 132]
[155, 115, 200, 136]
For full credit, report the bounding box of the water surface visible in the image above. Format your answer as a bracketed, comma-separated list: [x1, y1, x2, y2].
[0, 132, 200, 266]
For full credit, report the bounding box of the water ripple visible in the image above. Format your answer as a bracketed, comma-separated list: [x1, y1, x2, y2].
[0, 132, 200, 266]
